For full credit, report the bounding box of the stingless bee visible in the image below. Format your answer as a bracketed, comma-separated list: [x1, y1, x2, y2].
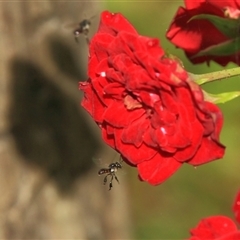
[73, 17, 94, 44]
[98, 157, 123, 191]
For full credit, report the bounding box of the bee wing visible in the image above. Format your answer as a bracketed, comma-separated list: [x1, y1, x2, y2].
[64, 22, 76, 29]
[118, 167, 126, 176]
[64, 13, 96, 28]
[93, 154, 126, 174]
[88, 14, 97, 22]
[92, 157, 109, 168]
[93, 154, 122, 166]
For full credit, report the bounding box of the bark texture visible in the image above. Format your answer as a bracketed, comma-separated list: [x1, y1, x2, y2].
[0, 2, 131, 239]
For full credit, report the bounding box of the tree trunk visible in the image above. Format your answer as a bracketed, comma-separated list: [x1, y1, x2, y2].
[0, 2, 131, 239]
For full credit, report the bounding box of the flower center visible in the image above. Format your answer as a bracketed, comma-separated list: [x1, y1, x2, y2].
[124, 94, 142, 110]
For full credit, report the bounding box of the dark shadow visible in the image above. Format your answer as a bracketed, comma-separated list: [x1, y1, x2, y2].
[8, 56, 100, 192]
[48, 37, 85, 80]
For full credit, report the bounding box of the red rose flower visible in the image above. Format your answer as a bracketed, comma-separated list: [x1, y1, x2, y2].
[233, 190, 240, 224]
[166, 0, 240, 66]
[80, 11, 225, 185]
[189, 216, 240, 240]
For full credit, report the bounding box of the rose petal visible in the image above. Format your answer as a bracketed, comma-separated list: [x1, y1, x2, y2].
[233, 190, 240, 224]
[109, 53, 135, 74]
[173, 120, 204, 162]
[187, 136, 225, 165]
[121, 116, 149, 148]
[108, 34, 136, 60]
[80, 82, 105, 123]
[166, 1, 237, 66]
[114, 128, 157, 164]
[137, 154, 182, 185]
[190, 216, 238, 239]
[102, 128, 115, 149]
[80, 10, 225, 186]
[103, 101, 145, 128]
[103, 82, 123, 100]
[90, 33, 114, 62]
[100, 11, 138, 35]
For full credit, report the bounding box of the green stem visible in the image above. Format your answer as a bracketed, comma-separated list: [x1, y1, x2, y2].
[189, 67, 240, 85]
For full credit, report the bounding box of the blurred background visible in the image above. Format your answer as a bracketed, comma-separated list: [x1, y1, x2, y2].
[0, 1, 239, 239]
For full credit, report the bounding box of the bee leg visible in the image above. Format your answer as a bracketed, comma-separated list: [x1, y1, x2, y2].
[74, 36, 79, 43]
[103, 174, 109, 185]
[114, 174, 119, 184]
[109, 182, 113, 191]
[84, 35, 90, 45]
[108, 174, 114, 191]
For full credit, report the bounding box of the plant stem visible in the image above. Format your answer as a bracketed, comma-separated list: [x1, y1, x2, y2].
[189, 67, 240, 85]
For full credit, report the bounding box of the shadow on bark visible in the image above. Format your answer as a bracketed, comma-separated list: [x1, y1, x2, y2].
[48, 37, 84, 80]
[8, 43, 100, 192]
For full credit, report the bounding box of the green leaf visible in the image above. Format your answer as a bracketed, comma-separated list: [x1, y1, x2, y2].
[191, 37, 240, 58]
[189, 67, 240, 85]
[203, 90, 240, 104]
[194, 77, 209, 85]
[189, 14, 240, 58]
[189, 14, 240, 38]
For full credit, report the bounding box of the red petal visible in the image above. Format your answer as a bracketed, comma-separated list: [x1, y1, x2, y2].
[137, 154, 182, 185]
[119, 32, 151, 54]
[80, 82, 105, 123]
[175, 87, 197, 122]
[99, 11, 138, 36]
[108, 53, 135, 74]
[185, 0, 204, 9]
[139, 91, 160, 108]
[114, 128, 157, 164]
[190, 216, 238, 239]
[233, 190, 240, 224]
[121, 116, 149, 148]
[125, 65, 157, 91]
[106, 68, 125, 84]
[88, 55, 99, 78]
[91, 76, 109, 104]
[188, 136, 225, 166]
[166, 7, 202, 52]
[94, 58, 109, 77]
[103, 82, 123, 100]
[90, 33, 114, 62]
[165, 3, 234, 66]
[103, 101, 145, 127]
[201, 102, 224, 142]
[173, 120, 204, 162]
[150, 127, 169, 151]
[218, 231, 240, 240]
[143, 127, 158, 148]
[101, 125, 115, 148]
[107, 36, 135, 60]
[133, 42, 165, 78]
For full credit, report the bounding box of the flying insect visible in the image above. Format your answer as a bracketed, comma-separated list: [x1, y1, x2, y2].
[98, 157, 123, 191]
[73, 17, 93, 44]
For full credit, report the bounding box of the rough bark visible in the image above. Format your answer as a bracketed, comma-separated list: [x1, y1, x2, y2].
[0, 2, 131, 239]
